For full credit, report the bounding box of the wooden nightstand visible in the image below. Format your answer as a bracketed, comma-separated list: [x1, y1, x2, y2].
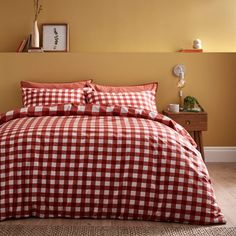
[163, 110, 208, 161]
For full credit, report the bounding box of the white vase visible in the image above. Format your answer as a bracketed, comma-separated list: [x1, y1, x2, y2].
[31, 20, 40, 48]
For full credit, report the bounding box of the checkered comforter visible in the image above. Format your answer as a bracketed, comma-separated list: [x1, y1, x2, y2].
[0, 104, 225, 224]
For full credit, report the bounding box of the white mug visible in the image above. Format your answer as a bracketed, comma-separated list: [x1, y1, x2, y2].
[168, 104, 179, 113]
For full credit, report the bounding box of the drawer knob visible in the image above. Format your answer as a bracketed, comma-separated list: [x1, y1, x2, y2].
[186, 120, 191, 125]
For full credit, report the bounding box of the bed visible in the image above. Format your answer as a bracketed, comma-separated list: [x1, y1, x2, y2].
[0, 81, 225, 224]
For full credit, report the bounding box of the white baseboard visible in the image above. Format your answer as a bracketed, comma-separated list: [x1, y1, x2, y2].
[204, 147, 236, 162]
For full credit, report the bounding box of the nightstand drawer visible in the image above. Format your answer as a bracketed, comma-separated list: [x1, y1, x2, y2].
[163, 112, 207, 132]
[163, 110, 208, 161]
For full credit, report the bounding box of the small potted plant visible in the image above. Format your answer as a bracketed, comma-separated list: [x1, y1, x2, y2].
[183, 96, 203, 112]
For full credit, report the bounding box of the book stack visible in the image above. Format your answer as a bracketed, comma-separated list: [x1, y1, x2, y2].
[16, 35, 32, 52]
[16, 35, 44, 53]
[178, 49, 203, 53]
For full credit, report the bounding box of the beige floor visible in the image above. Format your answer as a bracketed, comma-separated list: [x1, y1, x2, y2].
[0, 163, 235, 228]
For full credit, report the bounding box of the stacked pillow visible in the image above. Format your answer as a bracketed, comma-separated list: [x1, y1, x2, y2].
[86, 82, 158, 112]
[21, 81, 158, 112]
[21, 80, 91, 107]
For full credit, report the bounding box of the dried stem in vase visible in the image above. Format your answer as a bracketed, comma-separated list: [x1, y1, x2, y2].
[33, 0, 42, 21]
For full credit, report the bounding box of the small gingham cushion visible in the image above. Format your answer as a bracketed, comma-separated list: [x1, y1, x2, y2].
[22, 87, 86, 107]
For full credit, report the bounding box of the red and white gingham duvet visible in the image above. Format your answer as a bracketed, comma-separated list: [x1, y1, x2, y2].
[0, 104, 225, 224]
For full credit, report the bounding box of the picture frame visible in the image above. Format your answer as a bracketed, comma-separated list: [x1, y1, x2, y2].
[42, 24, 69, 52]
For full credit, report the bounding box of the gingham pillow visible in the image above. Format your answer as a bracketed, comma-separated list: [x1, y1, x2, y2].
[22, 88, 86, 107]
[86, 83, 158, 112]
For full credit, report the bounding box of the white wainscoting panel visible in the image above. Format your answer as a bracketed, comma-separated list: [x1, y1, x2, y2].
[204, 147, 236, 162]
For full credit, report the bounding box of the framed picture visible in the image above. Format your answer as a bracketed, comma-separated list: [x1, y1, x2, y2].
[42, 24, 69, 52]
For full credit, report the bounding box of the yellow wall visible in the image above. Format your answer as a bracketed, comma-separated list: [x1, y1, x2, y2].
[1, 0, 236, 52]
[0, 53, 236, 146]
